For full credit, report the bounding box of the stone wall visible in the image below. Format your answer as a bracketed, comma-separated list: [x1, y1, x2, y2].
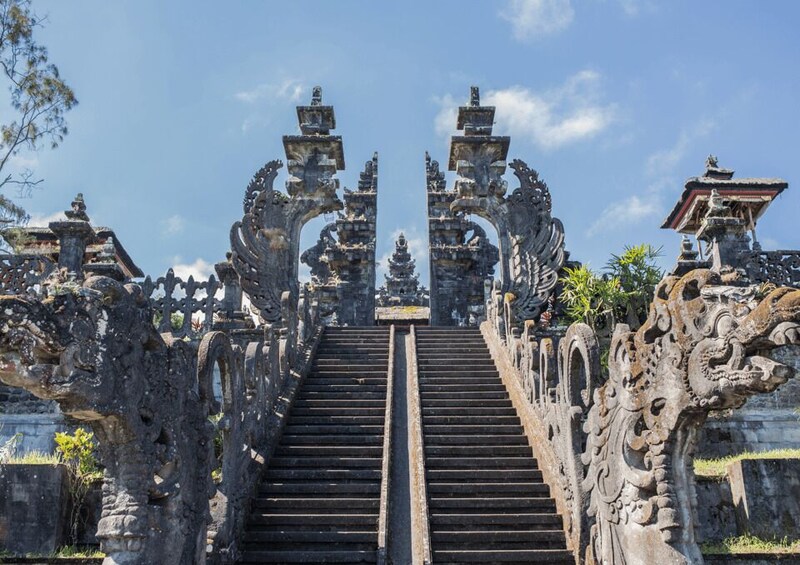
[0, 413, 69, 455]
[0, 464, 71, 553]
[729, 459, 800, 540]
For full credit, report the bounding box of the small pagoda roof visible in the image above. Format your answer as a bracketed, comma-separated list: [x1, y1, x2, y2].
[661, 157, 788, 234]
[10, 225, 144, 278]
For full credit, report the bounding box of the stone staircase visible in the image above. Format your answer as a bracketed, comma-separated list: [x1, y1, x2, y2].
[239, 326, 391, 564]
[415, 327, 573, 564]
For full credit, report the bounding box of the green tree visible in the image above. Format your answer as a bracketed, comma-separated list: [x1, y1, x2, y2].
[606, 244, 664, 327]
[559, 264, 623, 332]
[560, 244, 664, 332]
[0, 0, 76, 224]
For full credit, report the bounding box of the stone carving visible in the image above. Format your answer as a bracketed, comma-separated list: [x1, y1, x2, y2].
[444, 87, 565, 323]
[484, 268, 800, 564]
[231, 88, 345, 324]
[377, 233, 428, 307]
[426, 151, 498, 325]
[300, 153, 379, 325]
[0, 271, 215, 564]
[584, 270, 800, 564]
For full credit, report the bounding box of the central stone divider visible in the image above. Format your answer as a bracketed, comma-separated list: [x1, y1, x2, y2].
[377, 324, 396, 564]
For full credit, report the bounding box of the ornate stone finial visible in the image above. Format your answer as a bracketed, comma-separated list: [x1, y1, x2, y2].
[65, 193, 90, 222]
[705, 154, 718, 170]
[470, 86, 480, 107]
[311, 86, 322, 106]
[680, 235, 696, 257]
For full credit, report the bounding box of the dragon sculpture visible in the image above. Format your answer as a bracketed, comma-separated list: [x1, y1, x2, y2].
[0, 271, 217, 565]
[582, 269, 800, 564]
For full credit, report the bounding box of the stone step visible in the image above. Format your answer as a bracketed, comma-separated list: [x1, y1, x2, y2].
[418, 378, 502, 386]
[264, 468, 382, 481]
[428, 483, 550, 496]
[425, 445, 532, 458]
[298, 389, 387, 397]
[421, 391, 508, 400]
[279, 434, 383, 446]
[430, 529, 566, 545]
[243, 530, 377, 544]
[424, 435, 528, 446]
[424, 425, 524, 435]
[274, 446, 384, 457]
[288, 416, 386, 426]
[420, 384, 506, 392]
[252, 497, 380, 511]
[240, 549, 377, 563]
[269, 457, 382, 469]
[283, 425, 385, 435]
[294, 399, 387, 408]
[429, 513, 562, 527]
[422, 407, 517, 416]
[423, 415, 522, 426]
[304, 377, 387, 386]
[432, 549, 573, 563]
[419, 369, 499, 377]
[421, 399, 512, 408]
[261, 482, 381, 495]
[427, 469, 543, 481]
[248, 513, 378, 526]
[309, 369, 388, 377]
[290, 408, 387, 416]
[425, 457, 537, 469]
[429, 497, 556, 511]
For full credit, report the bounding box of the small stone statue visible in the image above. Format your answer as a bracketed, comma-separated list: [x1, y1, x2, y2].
[706, 188, 729, 217]
[470, 86, 480, 107]
[705, 154, 719, 169]
[65, 193, 90, 222]
[311, 86, 322, 106]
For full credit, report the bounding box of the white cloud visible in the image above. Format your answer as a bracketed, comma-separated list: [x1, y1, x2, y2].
[499, 0, 574, 41]
[171, 257, 215, 282]
[586, 195, 662, 237]
[235, 79, 306, 104]
[646, 119, 715, 176]
[161, 214, 186, 235]
[8, 154, 38, 170]
[435, 71, 616, 150]
[377, 228, 429, 286]
[27, 210, 66, 226]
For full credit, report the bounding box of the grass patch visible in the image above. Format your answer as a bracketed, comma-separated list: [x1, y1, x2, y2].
[2, 450, 62, 465]
[694, 448, 800, 478]
[54, 545, 105, 558]
[702, 534, 800, 555]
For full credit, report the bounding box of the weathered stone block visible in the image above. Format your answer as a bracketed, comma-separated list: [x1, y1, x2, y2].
[0, 464, 71, 553]
[694, 477, 737, 543]
[728, 459, 800, 540]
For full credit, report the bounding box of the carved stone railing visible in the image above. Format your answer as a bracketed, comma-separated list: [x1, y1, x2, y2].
[482, 268, 800, 565]
[744, 249, 800, 288]
[142, 269, 223, 339]
[0, 254, 54, 296]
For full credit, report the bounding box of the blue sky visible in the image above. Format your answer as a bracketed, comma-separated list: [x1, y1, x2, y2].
[8, 0, 800, 285]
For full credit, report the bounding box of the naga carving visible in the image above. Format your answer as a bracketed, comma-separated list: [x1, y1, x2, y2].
[0, 272, 216, 564]
[583, 269, 800, 564]
[453, 158, 565, 321]
[229, 159, 342, 323]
